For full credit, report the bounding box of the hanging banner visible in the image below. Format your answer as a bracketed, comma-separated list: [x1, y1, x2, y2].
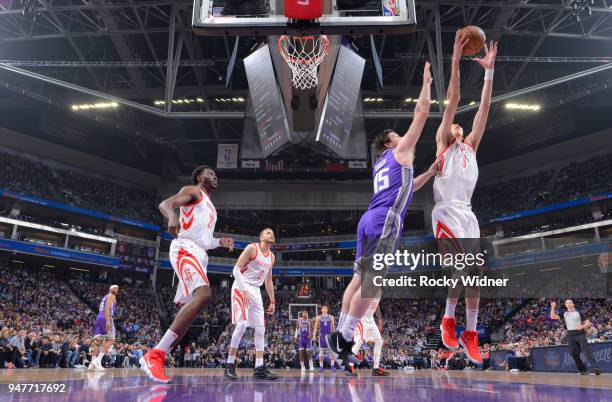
[217, 144, 239, 169]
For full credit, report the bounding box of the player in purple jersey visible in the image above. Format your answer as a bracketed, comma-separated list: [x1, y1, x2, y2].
[295, 310, 314, 372]
[326, 62, 438, 368]
[313, 306, 336, 372]
[91, 285, 118, 372]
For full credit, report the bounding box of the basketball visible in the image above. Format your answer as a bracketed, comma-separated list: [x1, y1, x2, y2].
[459, 25, 486, 55]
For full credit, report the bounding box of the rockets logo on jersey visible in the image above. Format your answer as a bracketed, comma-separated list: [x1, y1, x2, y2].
[176, 189, 218, 251]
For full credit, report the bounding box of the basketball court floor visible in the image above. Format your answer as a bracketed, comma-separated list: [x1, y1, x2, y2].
[0, 368, 610, 401]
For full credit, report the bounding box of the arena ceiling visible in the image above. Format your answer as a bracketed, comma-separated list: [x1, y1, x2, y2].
[0, 0, 611, 176]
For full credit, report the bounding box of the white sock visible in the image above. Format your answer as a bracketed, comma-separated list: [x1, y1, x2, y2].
[466, 309, 478, 331]
[444, 299, 458, 318]
[340, 314, 359, 342]
[255, 357, 264, 368]
[97, 352, 104, 362]
[156, 329, 179, 353]
[338, 312, 347, 330]
[300, 361, 305, 369]
[227, 355, 235, 364]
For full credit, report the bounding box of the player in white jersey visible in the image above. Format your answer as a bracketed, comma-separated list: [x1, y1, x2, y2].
[432, 35, 498, 365]
[140, 166, 234, 383]
[350, 299, 389, 376]
[225, 228, 277, 380]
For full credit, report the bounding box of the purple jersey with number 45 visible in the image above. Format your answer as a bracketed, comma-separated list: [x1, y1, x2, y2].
[355, 149, 414, 262]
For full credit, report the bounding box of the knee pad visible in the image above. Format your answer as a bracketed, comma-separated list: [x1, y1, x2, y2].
[254, 326, 265, 351]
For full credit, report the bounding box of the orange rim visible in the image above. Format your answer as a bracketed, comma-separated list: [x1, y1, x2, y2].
[278, 35, 330, 65]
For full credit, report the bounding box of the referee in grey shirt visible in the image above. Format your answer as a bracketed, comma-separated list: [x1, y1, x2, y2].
[550, 299, 601, 375]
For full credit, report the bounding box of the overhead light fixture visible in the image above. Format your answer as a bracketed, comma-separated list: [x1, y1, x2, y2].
[505, 103, 541, 111]
[469, 101, 476, 105]
[70, 102, 118, 111]
[404, 98, 412, 102]
[443, 100, 449, 105]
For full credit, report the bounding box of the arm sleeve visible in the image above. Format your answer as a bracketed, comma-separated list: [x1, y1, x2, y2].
[232, 265, 248, 292]
[203, 235, 221, 250]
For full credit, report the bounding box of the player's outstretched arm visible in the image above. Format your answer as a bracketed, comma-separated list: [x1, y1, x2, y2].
[465, 41, 498, 152]
[413, 157, 440, 192]
[436, 31, 469, 157]
[394, 62, 432, 162]
[159, 186, 201, 237]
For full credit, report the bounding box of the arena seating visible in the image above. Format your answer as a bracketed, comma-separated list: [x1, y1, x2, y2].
[0, 151, 159, 223]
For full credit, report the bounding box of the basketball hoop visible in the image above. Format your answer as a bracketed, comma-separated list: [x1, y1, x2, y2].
[278, 35, 330, 90]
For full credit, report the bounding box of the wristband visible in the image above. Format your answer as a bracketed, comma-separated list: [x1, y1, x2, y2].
[484, 69, 494, 81]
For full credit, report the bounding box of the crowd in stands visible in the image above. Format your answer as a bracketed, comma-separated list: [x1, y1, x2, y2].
[473, 152, 611, 221]
[0, 151, 159, 223]
[68, 273, 162, 345]
[0, 264, 160, 369]
[1, 149, 610, 239]
[0, 263, 609, 372]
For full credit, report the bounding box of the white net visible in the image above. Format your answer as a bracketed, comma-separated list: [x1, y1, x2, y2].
[278, 35, 330, 90]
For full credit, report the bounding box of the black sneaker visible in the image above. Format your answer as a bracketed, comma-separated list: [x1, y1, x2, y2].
[345, 365, 358, 376]
[593, 368, 601, 376]
[580, 370, 588, 375]
[254, 365, 277, 380]
[372, 367, 390, 376]
[325, 332, 355, 366]
[225, 363, 238, 380]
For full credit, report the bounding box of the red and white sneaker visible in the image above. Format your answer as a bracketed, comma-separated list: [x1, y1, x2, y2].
[440, 317, 459, 350]
[140, 349, 171, 383]
[459, 330, 483, 365]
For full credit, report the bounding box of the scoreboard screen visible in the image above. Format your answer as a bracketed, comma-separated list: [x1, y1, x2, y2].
[244, 44, 292, 158]
[315, 44, 366, 159]
[116, 241, 156, 274]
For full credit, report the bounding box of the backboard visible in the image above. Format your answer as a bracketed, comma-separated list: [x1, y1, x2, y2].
[192, 0, 416, 36]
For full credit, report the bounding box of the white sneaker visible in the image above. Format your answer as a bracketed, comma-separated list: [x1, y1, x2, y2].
[309, 365, 315, 372]
[301, 366, 306, 373]
[93, 359, 106, 372]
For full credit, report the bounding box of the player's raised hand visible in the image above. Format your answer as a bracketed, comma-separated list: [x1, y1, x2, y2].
[550, 301, 557, 309]
[423, 62, 432, 86]
[453, 30, 470, 58]
[473, 40, 498, 69]
[220, 237, 234, 252]
[427, 157, 442, 177]
[167, 214, 180, 238]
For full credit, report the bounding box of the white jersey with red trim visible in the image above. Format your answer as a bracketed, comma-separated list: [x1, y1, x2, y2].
[240, 243, 274, 288]
[433, 140, 478, 206]
[177, 189, 218, 250]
